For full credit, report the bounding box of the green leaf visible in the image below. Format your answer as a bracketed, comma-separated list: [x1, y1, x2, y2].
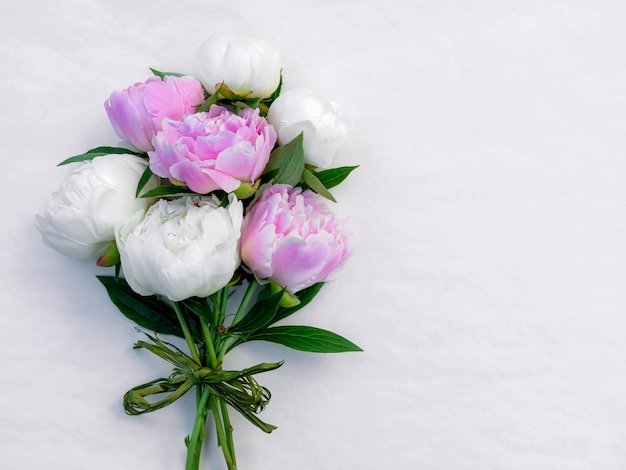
[181, 297, 212, 322]
[248, 325, 362, 353]
[314, 165, 359, 189]
[149, 67, 185, 79]
[271, 283, 324, 325]
[57, 146, 144, 166]
[198, 91, 221, 113]
[301, 168, 336, 202]
[238, 97, 261, 110]
[229, 289, 284, 334]
[97, 276, 183, 337]
[135, 165, 156, 198]
[139, 185, 197, 199]
[263, 133, 305, 186]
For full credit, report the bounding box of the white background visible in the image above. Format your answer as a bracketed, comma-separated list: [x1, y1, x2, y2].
[2, 1, 626, 469]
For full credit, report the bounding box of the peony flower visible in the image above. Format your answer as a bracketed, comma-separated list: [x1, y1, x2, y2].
[149, 105, 277, 194]
[197, 32, 281, 99]
[104, 75, 204, 152]
[240, 184, 350, 294]
[267, 88, 352, 169]
[35, 154, 159, 262]
[116, 194, 243, 301]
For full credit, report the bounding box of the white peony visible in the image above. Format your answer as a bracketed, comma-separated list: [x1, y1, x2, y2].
[36, 154, 158, 261]
[267, 88, 352, 169]
[116, 194, 243, 301]
[197, 32, 281, 99]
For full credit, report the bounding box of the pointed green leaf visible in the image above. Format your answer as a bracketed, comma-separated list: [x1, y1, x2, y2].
[139, 185, 197, 199]
[57, 146, 145, 166]
[149, 68, 185, 79]
[314, 165, 359, 189]
[248, 325, 362, 353]
[198, 91, 221, 113]
[263, 133, 305, 186]
[136, 165, 156, 198]
[301, 168, 336, 202]
[181, 297, 212, 322]
[97, 276, 183, 337]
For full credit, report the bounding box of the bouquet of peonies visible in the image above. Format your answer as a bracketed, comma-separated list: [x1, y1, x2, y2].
[36, 33, 360, 470]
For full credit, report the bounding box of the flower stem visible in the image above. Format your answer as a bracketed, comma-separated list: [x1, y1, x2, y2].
[173, 302, 202, 365]
[217, 280, 257, 363]
[185, 386, 211, 470]
[232, 279, 257, 326]
[209, 395, 237, 469]
[220, 399, 237, 467]
[200, 316, 219, 369]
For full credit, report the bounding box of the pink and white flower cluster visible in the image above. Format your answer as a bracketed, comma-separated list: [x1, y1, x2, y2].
[37, 32, 353, 301]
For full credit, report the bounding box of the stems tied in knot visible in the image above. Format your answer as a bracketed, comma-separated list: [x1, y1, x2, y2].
[122, 331, 282, 434]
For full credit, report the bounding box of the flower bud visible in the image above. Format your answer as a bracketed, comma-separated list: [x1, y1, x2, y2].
[197, 32, 281, 99]
[267, 88, 352, 168]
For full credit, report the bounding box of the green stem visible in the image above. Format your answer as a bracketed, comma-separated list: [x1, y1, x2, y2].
[217, 280, 257, 363]
[173, 302, 202, 365]
[209, 395, 236, 469]
[185, 386, 211, 470]
[220, 399, 237, 467]
[232, 279, 257, 326]
[200, 316, 219, 369]
[219, 288, 229, 323]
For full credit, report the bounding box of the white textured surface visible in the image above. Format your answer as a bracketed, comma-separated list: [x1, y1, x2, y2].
[2, 1, 626, 469]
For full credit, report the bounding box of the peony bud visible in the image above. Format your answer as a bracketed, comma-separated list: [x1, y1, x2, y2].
[36, 154, 159, 262]
[116, 195, 243, 301]
[104, 76, 204, 152]
[197, 32, 281, 99]
[240, 184, 350, 294]
[267, 88, 352, 169]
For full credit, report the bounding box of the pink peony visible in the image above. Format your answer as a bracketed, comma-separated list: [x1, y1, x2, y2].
[104, 76, 204, 152]
[149, 105, 277, 194]
[240, 184, 350, 293]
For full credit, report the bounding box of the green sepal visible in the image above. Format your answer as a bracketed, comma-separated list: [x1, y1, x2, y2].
[96, 241, 120, 267]
[149, 68, 185, 79]
[269, 281, 300, 308]
[271, 282, 324, 325]
[248, 325, 362, 353]
[260, 72, 283, 109]
[57, 146, 144, 166]
[233, 180, 260, 200]
[217, 83, 252, 101]
[301, 168, 336, 202]
[263, 132, 305, 186]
